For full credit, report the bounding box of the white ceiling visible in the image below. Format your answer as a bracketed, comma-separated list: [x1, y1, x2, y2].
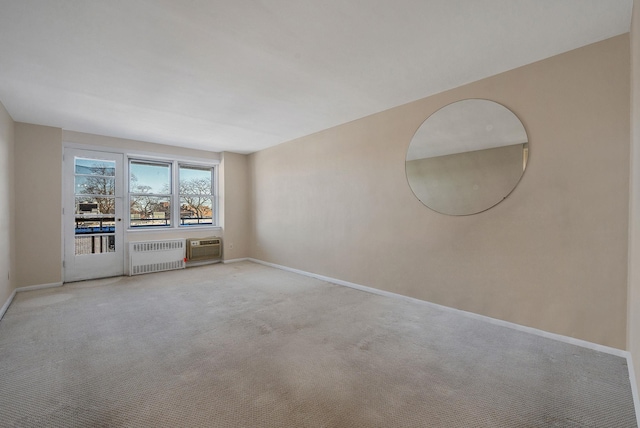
[0, 0, 633, 154]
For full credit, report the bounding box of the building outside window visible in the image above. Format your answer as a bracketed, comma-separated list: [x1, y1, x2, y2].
[129, 159, 217, 229]
[179, 164, 214, 226]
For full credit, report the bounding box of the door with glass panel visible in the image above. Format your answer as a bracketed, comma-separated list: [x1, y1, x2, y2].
[64, 149, 124, 281]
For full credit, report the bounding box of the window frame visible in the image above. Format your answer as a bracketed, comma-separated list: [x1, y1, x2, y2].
[178, 163, 216, 227]
[127, 156, 219, 230]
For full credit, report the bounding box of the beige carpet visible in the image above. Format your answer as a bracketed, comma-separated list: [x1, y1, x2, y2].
[0, 261, 637, 427]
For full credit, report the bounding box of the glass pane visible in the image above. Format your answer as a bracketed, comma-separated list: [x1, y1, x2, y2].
[130, 195, 171, 227]
[75, 235, 115, 255]
[75, 196, 115, 215]
[75, 176, 115, 195]
[75, 218, 116, 234]
[75, 197, 115, 234]
[180, 197, 213, 225]
[130, 161, 171, 194]
[75, 158, 115, 176]
[179, 165, 212, 196]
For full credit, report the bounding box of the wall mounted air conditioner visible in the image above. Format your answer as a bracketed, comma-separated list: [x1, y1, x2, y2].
[186, 237, 222, 262]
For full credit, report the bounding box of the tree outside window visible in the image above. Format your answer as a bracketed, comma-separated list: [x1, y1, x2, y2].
[127, 159, 216, 228]
[129, 161, 171, 227]
[179, 165, 213, 225]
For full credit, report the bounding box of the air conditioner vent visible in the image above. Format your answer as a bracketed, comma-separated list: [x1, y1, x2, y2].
[187, 237, 222, 262]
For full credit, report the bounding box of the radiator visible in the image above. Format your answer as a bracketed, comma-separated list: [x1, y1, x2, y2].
[129, 239, 186, 275]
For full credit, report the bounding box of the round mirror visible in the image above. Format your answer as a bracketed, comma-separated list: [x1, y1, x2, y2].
[405, 99, 529, 215]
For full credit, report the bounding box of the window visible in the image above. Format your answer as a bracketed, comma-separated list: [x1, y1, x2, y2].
[128, 158, 217, 229]
[179, 165, 214, 226]
[129, 160, 172, 227]
[74, 157, 117, 253]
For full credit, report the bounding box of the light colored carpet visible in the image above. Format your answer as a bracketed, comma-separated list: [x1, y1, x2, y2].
[0, 261, 637, 427]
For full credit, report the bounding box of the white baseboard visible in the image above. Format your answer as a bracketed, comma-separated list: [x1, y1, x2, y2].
[0, 289, 16, 321]
[627, 354, 640, 427]
[249, 257, 640, 423]
[1, 282, 63, 321]
[248, 258, 626, 357]
[15, 282, 63, 293]
[223, 258, 250, 264]
[1, 259, 638, 423]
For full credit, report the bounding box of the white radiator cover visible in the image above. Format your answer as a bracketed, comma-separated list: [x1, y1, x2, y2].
[129, 239, 186, 275]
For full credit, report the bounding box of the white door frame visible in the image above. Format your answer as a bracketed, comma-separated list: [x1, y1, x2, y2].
[63, 148, 125, 282]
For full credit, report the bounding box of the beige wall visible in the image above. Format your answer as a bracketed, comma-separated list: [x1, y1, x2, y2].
[220, 152, 251, 260]
[249, 35, 631, 349]
[0, 101, 15, 305]
[14, 123, 63, 287]
[629, 0, 640, 387]
[63, 131, 221, 162]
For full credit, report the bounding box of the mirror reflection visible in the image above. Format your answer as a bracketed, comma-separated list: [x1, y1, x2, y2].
[406, 99, 528, 215]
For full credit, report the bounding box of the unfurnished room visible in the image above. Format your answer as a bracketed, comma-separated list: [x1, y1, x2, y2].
[2, 1, 640, 427]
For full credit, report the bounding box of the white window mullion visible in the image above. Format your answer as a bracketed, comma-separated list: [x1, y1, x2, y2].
[172, 160, 179, 228]
[214, 165, 219, 226]
[125, 156, 218, 230]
